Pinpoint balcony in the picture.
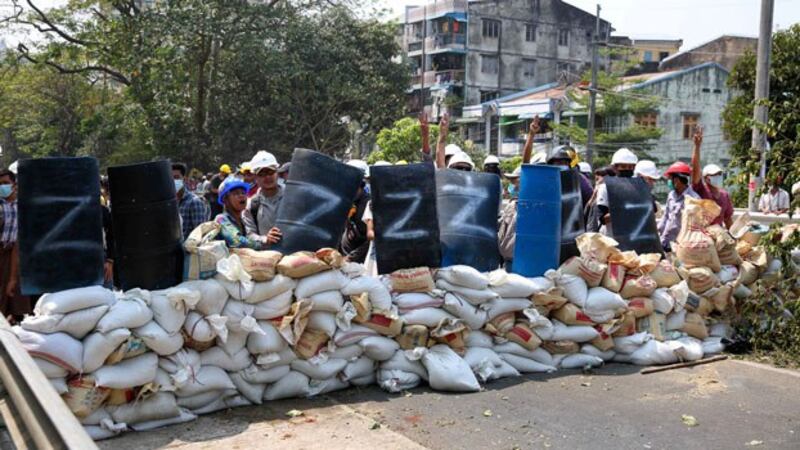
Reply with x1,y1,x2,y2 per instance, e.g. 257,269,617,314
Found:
408,32,467,56
410,70,465,88
406,0,467,23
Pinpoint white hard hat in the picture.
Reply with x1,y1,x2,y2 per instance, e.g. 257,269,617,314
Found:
578,162,592,174
447,151,475,170
249,150,279,172
483,155,500,166
372,160,392,167
634,160,661,180
530,151,548,164
702,164,724,177
444,144,462,157
8,160,18,175
347,159,370,178
505,166,522,178
611,148,638,165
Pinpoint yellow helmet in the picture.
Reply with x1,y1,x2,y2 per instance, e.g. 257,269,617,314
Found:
220,164,232,174
395,160,408,165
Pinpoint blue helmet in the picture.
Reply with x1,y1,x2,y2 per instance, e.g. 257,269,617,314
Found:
218,180,251,206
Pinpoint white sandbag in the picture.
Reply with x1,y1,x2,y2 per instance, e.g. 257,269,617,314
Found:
158,349,201,379
709,322,734,338
435,279,499,305
614,332,653,354
351,372,376,387
295,270,348,299
307,311,337,337
340,356,375,382
96,297,153,333
630,340,679,366
218,329,248,356
420,345,480,392
717,265,739,284
35,286,115,316
333,324,380,347
613,353,632,363
377,369,421,393
381,350,428,380
665,309,687,331
494,342,555,367
50,377,68,394
109,392,180,425
733,283,753,300
395,292,444,312
484,298,532,321
183,312,228,344
21,305,109,339
94,353,158,389
80,407,112,427
229,373,266,405
149,290,193,334
175,365,235,397
178,390,226,411
14,327,83,373
200,347,251,372
84,425,123,441
154,368,176,392
221,300,260,333
442,293,488,330
702,336,726,355
560,354,604,369
240,364,291,385
130,409,197,432
192,394,251,415
256,348,297,369
308,377,350,397
327,344,364,361
465,330,494,348
584,287,627,314
134,321,184,356
651,288,676,315
246,321,287,355
359,336,400,361
308,290,345,313
246,275,296,304
499,353,557,373
291,358,348,380
252,290,293,320
263,371,310,401
178,279,229,314
82,328,132,373
436,266,489,290
547,270,588,308
672,337,704,362
401,308,457,328
214,277,253,302
488,269,552,298
35,358,68,378
580,344,616,362
464,347,520,382
551,321,599,343
341,276,393,311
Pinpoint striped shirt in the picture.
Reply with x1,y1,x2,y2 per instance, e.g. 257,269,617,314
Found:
0,199,18,245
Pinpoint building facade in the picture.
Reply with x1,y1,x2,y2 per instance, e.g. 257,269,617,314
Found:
659,35,757,72
609,37,683,74
402,0,611,120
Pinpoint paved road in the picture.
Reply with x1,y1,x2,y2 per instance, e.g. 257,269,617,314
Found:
105,360,800,449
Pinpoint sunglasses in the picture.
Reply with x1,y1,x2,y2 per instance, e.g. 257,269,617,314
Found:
451,165,472,172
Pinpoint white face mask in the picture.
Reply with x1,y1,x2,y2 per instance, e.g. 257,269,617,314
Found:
174,179,184,193
708,174,723,188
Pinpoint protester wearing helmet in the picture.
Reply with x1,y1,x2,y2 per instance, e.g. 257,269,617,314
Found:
448,152,475,171
206,163,232,217
578,162,593,178
658,161,699,252
593,148,639,236
548,145,593,206
484,155,501,176
243,151,283,247
634,160,661,189
690,127,733,228
444,144,461,168
341,160,372,263
215,180,267,250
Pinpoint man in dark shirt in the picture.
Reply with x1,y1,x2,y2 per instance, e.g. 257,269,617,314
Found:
341,160,371,263
206,164,231,217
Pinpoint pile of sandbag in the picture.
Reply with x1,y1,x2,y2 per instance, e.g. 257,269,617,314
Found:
11,218,787,441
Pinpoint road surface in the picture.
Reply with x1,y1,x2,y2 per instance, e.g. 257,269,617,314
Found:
103,360,800,449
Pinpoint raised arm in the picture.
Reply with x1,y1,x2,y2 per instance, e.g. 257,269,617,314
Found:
436,113,449,169
420,112,430,157
691,125,703,186
522,116,541,164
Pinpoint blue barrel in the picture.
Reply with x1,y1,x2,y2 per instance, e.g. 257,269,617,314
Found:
513,165,562,277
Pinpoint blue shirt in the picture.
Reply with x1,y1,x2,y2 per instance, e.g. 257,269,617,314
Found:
179,191,210,241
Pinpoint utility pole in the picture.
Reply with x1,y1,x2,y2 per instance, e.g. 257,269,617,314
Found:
748,0,774,212
419,5,427,116
586,4,601,166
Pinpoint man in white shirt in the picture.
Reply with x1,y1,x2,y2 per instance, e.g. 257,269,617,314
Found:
759,179,790,215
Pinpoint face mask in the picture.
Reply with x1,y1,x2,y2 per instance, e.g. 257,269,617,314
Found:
618,170,634,178
708,175,723,188
277,178,285,188
174,179,184,193
667,179,675,191
0,184,12,199
507,183,517,197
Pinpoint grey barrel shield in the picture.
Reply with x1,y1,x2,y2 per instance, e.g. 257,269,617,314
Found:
605,176,663,255
108,160,183,290
559,169,585,263
17,157,105,295
436,169,501,272
370,163,441,274
272,149,363,254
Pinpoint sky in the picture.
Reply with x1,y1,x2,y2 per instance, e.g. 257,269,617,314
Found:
384,0,800,51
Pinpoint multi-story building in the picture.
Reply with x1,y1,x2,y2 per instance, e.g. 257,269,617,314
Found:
401,0,611,124
609,36,683,74
660,35,757,71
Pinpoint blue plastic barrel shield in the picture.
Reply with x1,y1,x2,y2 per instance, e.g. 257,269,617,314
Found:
559,169,586,263
605,176,663,255
17,157,105,295
273,149,363,254
108,160,183,290
436,170,501,272
513,165,562,277
370,163,441,274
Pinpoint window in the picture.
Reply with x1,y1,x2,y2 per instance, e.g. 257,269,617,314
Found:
556,62,571,74
634,112,657,128
558,29,569,46
482,19,500,38
643,50,653,62
525,23,536,42
481,90,499,103
702,88,711,93
683,114,700,139
481,54,499,74
659,51,670,61
523,59,536,78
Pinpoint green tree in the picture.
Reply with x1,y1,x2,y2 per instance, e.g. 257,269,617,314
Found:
372,117,440,164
